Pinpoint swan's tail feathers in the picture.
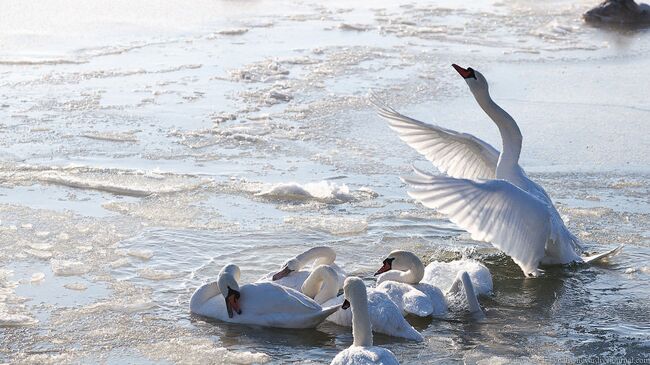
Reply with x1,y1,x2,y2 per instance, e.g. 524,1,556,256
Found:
397,324,424,342
583,245,624,264
320,305,342,321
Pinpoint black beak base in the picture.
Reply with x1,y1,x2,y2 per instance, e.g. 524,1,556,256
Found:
341,299,351,310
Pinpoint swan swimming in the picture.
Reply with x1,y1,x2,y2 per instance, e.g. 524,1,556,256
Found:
190,264,338,329
259,246,346,291
330,277,400,365
301,265,423,341
375,250,484,316
373,65,622,277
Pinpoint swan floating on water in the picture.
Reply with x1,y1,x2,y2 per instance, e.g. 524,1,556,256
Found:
583,0,650,26
258,246,346,291
375,250,484,317
330,277,400,365
190,264,338,328
373,65,622,277
301,265,423,341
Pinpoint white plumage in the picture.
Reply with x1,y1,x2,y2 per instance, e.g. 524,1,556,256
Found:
373,65,621,276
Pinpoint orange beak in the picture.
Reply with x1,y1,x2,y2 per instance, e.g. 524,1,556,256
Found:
452,64,475,79
225,290,241,318
374,262,391,276
272,267,292,281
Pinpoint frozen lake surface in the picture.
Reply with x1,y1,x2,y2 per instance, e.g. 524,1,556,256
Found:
1,0,649,364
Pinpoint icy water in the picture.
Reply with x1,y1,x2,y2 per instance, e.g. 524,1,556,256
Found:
1,0,650,364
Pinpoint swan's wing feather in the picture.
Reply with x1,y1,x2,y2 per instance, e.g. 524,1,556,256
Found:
403,173,551,275
371,95,499,180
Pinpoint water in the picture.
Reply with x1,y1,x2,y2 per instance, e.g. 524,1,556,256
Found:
1,0,649,364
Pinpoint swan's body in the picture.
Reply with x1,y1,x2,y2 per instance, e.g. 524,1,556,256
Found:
375,250,484,316
190,264,338,329
258,246,346,291
330,277,400,365
373,65,622,277
422,259,493,297
584,0,650,25
302,265,423,341
374,280,445,317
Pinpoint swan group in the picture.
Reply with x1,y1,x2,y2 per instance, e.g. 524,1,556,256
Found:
190,246,494,363
188,64,623,364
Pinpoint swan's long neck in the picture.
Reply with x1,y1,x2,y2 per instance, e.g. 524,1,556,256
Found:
379,252,424,285
460,272,482,315
474,90,522,178
350,284,372,347
301,265,338,304
295,246,336,269
217,264,241,295
448,271,483,316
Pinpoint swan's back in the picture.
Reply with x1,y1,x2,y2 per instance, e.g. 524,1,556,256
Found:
330,346,399,365
422,259,493,296
257,270,310,291
375,281,433,317
324,291,423,342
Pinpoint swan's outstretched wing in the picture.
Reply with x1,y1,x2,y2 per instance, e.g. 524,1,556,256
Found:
403,170,551,276
371,95,499,181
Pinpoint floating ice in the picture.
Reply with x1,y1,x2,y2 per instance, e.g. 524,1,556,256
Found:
30,272,45,283
138,268,183,281
139,337,270,364
51,260,91,277
0,313,38,327
256,181,353,203
64,283,88,291
127,249,154,261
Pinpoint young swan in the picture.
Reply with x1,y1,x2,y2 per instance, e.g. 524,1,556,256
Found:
330,277,400,365
302,265,423,341
190,264,339,329
259,246,346,291
375,250,485,317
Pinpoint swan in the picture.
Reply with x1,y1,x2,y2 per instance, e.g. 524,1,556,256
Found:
190,264,338,329
302,265,423,341
375,250,483,316
372,64,623,277
583,0,650,26
422,259,493,297
330,277,400,365
259,246,346,291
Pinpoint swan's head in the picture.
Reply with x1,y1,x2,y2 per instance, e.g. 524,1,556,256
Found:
217,264,242,318
341,276,366,310
374,250,422,275
271,258,301,281
452,64,489,96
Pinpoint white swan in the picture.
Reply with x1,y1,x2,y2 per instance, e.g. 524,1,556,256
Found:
375,250,484,316
422,259,493,297
190,264,338,329
373,64,623,277
330,277,400,365
302,265,423,341
259,246,346,291
374,250,447,317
